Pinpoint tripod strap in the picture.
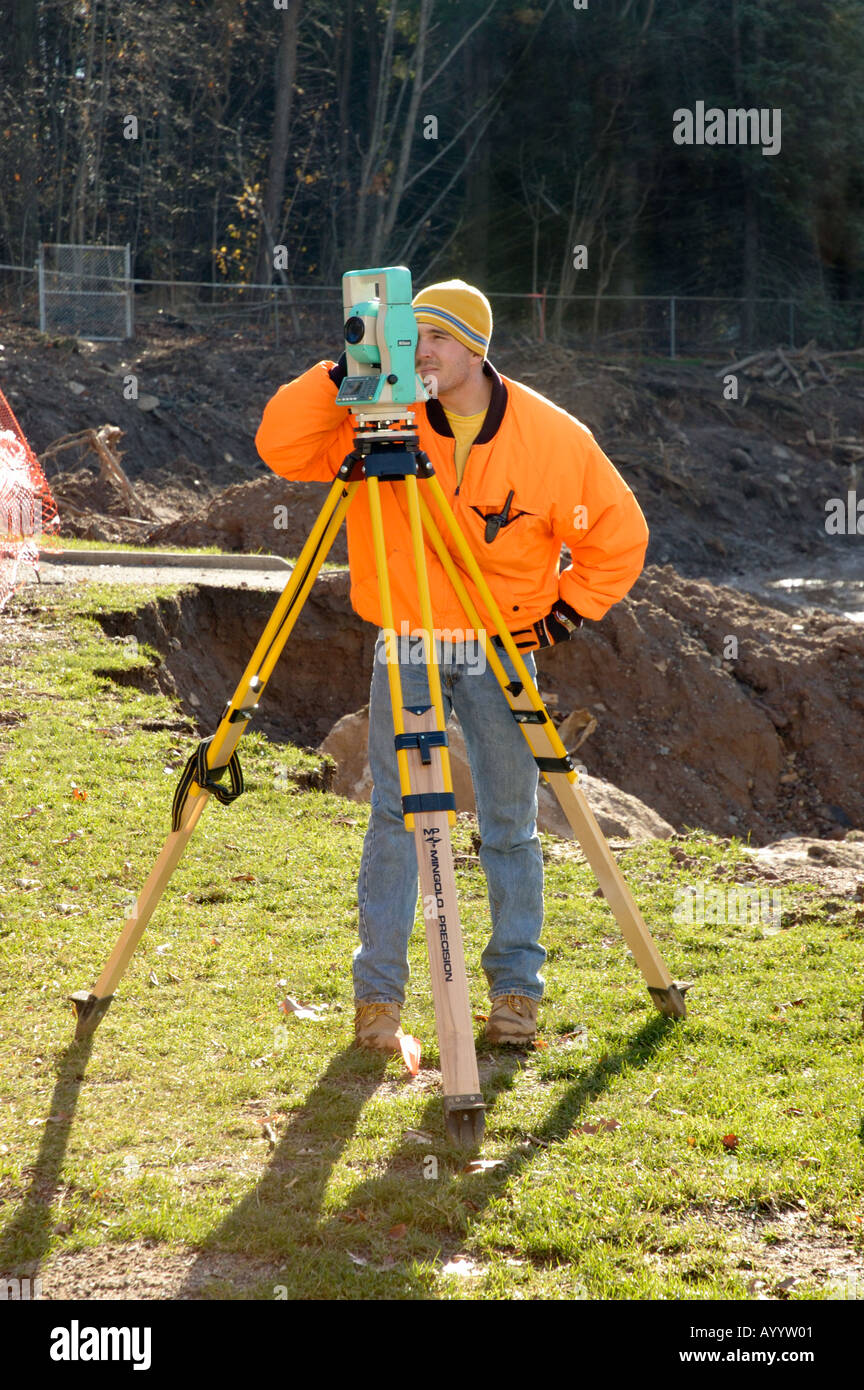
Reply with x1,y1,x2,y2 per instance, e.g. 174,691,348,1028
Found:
171,736,244,832
402,792,456,815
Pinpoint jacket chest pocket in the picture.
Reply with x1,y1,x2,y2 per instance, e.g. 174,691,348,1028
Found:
461,490,547,573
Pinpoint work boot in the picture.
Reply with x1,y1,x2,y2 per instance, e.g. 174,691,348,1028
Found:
354,1000,404,1053
485,994,539,1044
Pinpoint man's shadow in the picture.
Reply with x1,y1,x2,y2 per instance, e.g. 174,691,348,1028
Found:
0,1037,93,1279
179,1012,671,1299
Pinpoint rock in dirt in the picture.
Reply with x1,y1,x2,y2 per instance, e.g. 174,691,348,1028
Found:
319,706,674,842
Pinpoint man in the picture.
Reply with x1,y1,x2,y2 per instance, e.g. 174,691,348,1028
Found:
255,278,648,1050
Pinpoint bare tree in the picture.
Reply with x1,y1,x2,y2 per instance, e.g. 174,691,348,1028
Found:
255,0,303,284
349,0,501,266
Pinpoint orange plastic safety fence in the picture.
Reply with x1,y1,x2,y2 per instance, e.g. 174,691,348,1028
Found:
0,387,61,611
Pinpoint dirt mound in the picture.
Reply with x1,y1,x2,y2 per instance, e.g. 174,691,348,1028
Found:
536,565,864,842
487,342,864,580
92,564,864,846
3,314,863,588
744,835,864,895
145,475,348,562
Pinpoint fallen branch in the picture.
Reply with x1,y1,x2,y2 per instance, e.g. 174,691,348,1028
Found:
40,426,147,518
776,346,804,393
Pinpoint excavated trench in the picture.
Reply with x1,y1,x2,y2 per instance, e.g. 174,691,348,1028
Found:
91,565,864,847
93,571,377,749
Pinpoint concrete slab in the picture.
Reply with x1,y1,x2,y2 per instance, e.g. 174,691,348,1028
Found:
25,560,293,591
38,548,290,571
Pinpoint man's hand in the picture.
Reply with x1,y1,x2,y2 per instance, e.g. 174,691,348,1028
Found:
494,599,584,652
328,351,348,387
533,598,584,648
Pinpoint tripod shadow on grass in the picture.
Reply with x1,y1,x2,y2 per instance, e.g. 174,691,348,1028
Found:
178,1012,672,1299
0,1036,93,1279
176,1043,390,1298
305,1012,674,1294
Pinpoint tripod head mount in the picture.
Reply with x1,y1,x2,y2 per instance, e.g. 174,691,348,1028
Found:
336,266,428,416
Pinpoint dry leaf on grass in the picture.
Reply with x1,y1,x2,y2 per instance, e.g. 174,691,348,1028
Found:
399,1033,422,1075
231,873,256,883
573,1118,621,1136
279,996,326,1020
347,1251,396,1273
722,1133,739,1150
388,1223,408,1240
442,1257,483,1277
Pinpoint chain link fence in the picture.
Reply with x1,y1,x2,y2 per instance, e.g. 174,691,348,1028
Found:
1,259,862,356
38,243,133,341
489,292,864,356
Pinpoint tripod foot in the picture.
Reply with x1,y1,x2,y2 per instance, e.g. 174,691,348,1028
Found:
647,982,691,1020
443,1094,485,1149
70,991,114,1039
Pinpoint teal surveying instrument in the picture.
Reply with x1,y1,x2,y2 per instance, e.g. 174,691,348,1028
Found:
71,266,688,1149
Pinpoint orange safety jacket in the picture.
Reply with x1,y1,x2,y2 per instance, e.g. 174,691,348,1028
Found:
255,358,649,646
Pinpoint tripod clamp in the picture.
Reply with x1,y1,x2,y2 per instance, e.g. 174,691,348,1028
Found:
337,420,434,485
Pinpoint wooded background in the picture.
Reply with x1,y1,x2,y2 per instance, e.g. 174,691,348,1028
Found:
2,0,863,342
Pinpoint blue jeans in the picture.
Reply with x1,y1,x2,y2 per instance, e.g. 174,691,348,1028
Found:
354,633,546,1005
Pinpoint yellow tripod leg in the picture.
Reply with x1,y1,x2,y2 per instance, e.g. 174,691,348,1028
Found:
71,476,359,1038
418,484,688,1020
403,474,455,817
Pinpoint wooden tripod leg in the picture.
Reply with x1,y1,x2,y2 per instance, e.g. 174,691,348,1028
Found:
403,707,485,1148
498,688,688,1019
71,787,212,1037
415,486,688,1019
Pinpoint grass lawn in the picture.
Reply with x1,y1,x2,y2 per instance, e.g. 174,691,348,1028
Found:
43,537,227,555
1,580,862,1301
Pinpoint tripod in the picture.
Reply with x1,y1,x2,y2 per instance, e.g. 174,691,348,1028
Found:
70,403,688,1148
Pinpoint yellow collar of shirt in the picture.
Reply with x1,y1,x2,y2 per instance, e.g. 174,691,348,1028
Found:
442,406,487,485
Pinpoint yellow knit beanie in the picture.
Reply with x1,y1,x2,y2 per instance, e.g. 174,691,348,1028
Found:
412,279,492,356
